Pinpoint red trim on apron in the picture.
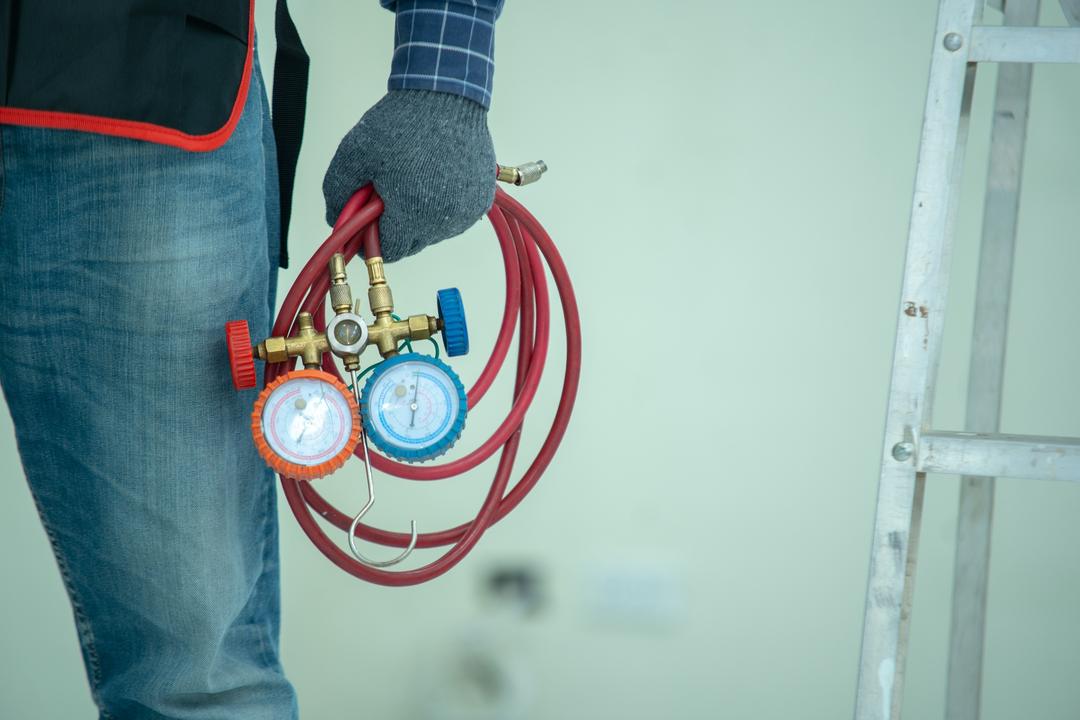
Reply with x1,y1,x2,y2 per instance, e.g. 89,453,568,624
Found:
0,0,256,153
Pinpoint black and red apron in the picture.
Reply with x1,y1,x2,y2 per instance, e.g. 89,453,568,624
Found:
0,0,309,267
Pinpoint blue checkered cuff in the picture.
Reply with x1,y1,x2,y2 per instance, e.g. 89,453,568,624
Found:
381,0,503,108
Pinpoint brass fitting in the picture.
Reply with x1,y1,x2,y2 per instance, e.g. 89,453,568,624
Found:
251,251,442,369
328,253,353,314
256,312,328,369
365,256,394,319
326,253,364,371
361,255,439,358
497,161,548,186
260,335,289,364
367,313,439,358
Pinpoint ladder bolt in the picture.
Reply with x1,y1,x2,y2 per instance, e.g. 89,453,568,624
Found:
943,32,963,51
891,442,915,462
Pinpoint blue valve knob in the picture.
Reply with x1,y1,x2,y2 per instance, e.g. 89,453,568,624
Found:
436,288,469,357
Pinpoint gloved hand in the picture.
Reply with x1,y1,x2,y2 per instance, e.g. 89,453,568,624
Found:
322,89,497,263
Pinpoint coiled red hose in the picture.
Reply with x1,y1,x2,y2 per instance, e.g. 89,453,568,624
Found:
265,185,581,586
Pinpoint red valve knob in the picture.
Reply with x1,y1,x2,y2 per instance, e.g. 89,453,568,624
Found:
225,320,257,390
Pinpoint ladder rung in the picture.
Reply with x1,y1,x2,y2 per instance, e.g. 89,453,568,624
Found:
918,431,1080,481
970,26,1080,64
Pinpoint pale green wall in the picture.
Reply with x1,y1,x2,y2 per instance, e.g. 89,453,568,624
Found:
2,1,1080,718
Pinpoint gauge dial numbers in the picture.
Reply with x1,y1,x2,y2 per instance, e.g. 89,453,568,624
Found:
252,369,361,480
361,355,467,463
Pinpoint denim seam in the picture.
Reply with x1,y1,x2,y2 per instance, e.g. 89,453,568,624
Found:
0,128,7,218
26,487,114,720
251,61,281,676
253,472,274,668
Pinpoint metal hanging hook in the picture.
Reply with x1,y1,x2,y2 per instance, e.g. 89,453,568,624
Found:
347,369,418,568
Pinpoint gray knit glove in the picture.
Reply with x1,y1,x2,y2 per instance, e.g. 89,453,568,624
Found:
322,90,497,263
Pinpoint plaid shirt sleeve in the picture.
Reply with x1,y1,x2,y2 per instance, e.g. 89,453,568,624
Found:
379,0,505,108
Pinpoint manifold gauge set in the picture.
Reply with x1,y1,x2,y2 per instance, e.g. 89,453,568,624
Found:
223,168,581,585
228,270,470,479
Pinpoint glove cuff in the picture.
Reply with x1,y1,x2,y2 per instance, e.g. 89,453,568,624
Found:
385,89,488,135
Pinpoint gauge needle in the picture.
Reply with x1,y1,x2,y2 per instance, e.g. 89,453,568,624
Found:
410,372,420,428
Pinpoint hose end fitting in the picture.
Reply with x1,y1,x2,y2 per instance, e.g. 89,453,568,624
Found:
365,256,395,320
328,253,353,314
497,161,548,186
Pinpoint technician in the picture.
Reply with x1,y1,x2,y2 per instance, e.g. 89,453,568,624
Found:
0,0,503,717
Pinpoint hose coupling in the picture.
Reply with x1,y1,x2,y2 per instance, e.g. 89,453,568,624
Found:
328,253,353,314
497,161,548,186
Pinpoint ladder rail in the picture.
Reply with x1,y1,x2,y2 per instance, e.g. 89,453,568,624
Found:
854,0,982,717
946,2,1039,717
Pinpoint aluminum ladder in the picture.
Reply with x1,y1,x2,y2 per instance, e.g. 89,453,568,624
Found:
854,1,1080,718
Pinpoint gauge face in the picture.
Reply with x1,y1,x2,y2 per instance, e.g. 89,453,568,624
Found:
261,374,356,467
362,355,466,462
335,319,363,345
327,312,368,357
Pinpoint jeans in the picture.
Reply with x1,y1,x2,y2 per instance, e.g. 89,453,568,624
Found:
0,56,298,719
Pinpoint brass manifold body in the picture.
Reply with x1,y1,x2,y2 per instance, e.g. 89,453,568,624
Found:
254,253,441,373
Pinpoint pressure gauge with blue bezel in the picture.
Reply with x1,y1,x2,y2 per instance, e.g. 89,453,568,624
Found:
360,354,467,463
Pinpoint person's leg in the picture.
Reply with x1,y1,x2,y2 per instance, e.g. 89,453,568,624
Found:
0,58,296,719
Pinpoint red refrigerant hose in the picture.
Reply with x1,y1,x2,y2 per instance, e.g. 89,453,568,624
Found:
265,184,581,586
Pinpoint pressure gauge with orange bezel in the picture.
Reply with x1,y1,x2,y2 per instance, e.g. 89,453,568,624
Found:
250,368,361,480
